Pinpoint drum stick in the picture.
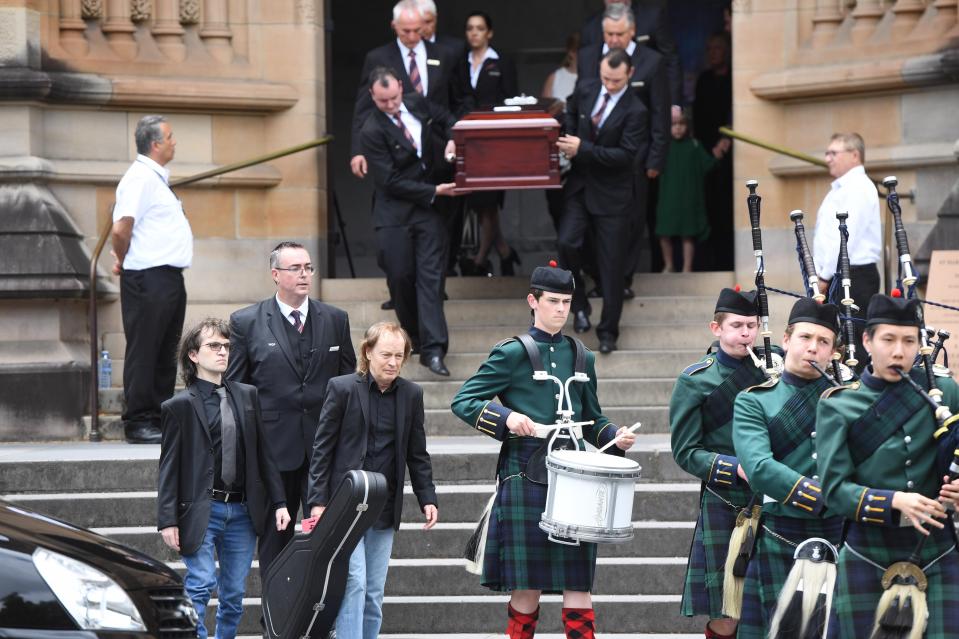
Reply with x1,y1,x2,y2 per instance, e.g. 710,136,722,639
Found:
597,422,642,453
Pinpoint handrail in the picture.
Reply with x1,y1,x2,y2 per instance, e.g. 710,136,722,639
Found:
719,126,828,168
87,135,333,441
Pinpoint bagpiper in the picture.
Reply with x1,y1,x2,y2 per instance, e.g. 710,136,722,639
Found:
450,263,636,639
670,287,767,639
817,294,959,638
733,298,845,638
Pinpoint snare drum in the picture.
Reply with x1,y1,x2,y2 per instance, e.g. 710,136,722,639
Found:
539,449,642,544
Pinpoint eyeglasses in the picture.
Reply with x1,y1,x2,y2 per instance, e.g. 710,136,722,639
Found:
824,149,851,158
202,342,231,352
274,265,316,275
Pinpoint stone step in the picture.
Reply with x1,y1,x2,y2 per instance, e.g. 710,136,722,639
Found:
317,273,734,301
208,596,702,634
5,482,701,529
0,437,685,493
95,377,676,414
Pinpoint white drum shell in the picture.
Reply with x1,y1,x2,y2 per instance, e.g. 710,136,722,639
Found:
540,450,641,544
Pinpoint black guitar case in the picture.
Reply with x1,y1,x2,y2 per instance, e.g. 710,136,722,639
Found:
262,469,388,639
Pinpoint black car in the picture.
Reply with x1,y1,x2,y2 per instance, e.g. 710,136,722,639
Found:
0,498,197,638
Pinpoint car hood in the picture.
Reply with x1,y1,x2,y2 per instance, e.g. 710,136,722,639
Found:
0,499,180,590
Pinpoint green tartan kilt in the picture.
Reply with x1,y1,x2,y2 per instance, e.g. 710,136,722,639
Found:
828,521,959,639
481,437,598,593
737,514,844,639
680,484,753,618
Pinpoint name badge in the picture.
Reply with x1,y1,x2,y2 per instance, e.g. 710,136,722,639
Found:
489,70,501,77
427,58,441,66
329,345,340,352
631,81,645,88
268,342,277,347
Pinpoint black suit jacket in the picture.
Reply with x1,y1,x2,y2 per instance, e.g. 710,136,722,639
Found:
360,92,458,228
563,79,648,217
157,381,285,555
577,43,669,172
351,39,459,156
430,33,466,58
225,297,356,472
579,0,682,104
453,52,518,117
307,373,437,530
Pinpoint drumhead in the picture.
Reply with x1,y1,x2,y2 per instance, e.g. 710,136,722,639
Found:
549,449,639,471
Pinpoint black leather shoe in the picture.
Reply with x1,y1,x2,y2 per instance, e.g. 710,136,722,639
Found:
124,422,162,444
598,339,617,354
573,310,591,333
381,299,395,310
623,287,635,300
421,355,450,376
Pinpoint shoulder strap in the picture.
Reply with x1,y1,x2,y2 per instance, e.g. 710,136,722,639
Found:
515,333,545,373
565,335,587,374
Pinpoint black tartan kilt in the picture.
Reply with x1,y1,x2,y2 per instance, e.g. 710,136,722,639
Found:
482,437,598,593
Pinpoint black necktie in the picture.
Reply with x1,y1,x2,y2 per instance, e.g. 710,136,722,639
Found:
215,387,237,487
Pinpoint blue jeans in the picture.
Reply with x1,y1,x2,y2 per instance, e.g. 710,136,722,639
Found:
181,500,256,639
335,526,396,639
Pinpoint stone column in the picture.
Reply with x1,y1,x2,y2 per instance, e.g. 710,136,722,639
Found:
890,0,927,37
811,0,844,46
931,0,957,31
152,0,185,61
58,0,88,56
849,0,887,43
101,0,136,59
199,0,232,63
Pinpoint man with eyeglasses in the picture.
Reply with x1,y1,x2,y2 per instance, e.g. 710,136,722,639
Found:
813,132,881,373
158,317,289,639
226,241,356,577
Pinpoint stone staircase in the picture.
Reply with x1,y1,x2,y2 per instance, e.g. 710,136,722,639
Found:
1,273,794,637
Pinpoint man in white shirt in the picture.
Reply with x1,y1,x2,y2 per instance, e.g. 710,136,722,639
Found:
111,115,193,444
813,132,881,372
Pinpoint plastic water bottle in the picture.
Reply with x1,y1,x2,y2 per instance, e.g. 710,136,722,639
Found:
98,350,112,389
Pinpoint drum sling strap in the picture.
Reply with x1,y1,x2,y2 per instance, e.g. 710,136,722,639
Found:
848,375,928,466
515,333,588,485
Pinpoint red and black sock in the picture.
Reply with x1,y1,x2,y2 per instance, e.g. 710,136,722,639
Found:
506,603,539,639
561,607,595,639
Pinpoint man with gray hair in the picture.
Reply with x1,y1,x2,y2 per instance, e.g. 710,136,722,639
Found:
111,115,193,444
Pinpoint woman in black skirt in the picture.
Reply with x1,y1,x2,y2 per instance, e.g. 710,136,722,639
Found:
456,10,520,276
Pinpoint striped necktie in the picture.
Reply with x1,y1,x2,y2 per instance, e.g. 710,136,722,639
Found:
393,113,418,150
591,92,610,134
290,309,304,334
408,49,424,94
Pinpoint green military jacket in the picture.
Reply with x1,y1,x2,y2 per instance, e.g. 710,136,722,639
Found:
450,327,618,448
670,347,767,491
734,371,834,519
817,368,959,527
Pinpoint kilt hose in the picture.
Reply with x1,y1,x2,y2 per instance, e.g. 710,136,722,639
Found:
827,520,959,639
681,484,753,618
482,437,598,593
737,514,844,639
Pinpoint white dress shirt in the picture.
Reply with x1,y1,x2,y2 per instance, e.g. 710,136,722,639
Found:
275,294,309,326
591,84,628,130
812,165,881,280
113,154,193,270
601,40,637,57
468,46,499,89
397,38,429,95
395,102,423,158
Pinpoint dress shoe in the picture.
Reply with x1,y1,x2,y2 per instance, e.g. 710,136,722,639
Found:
499,248,521,277
623,287,635,300
381,299,395,310
598,339,617,354
573,310,591,333
124,422,162,444
421,354,450,376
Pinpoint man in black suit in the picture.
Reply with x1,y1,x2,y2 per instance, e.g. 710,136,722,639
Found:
225,241,356,576
360,66,458,376
557,48,648,354
417,0,466,57
579,2,670,288
158,317,290,639
308,321,437,639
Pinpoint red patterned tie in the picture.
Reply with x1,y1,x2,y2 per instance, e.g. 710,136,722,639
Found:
408,49,423,94
591,92,610,133
393,113,418,150
290,309,304,334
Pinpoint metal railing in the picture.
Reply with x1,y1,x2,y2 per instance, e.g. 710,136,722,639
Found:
87,136,333,441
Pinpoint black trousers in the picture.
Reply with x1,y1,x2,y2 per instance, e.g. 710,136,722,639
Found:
257,461,311,579
376,214,449,357
623,169,651,283
558,192,629,341
844,263,881,374
120,266,186,426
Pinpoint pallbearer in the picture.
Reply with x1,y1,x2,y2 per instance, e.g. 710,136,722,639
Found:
451,262,636,639
817,294,959,639
732,298,844,639
671,287,767,639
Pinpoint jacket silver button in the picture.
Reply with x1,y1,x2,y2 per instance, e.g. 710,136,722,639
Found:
904,435,912,444
907,480,915,489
